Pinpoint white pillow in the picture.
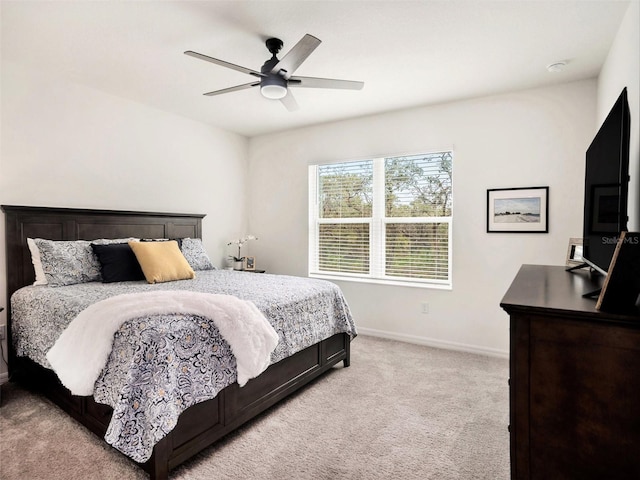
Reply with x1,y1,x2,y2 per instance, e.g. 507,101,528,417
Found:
27,238,47,286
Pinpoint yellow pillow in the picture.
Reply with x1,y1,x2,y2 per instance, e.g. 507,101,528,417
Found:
128,240,195,284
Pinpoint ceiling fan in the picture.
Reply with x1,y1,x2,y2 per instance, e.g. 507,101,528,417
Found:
184,34,364,111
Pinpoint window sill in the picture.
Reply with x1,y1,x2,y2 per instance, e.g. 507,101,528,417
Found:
309,272,452,290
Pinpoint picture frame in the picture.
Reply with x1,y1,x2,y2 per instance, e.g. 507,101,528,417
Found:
566,237,584,267
243,256,256,271
487,186,549,233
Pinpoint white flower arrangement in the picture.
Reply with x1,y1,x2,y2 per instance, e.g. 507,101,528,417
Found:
227,234,258,261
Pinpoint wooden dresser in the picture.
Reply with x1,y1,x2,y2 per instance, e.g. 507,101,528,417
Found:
501,265,640,480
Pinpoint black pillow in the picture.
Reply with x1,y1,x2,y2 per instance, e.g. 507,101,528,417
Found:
91,243,145,283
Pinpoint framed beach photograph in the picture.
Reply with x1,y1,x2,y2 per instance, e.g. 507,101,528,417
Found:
487,186,549,233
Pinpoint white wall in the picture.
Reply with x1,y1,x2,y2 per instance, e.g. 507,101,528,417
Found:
248,80,597,356
0,63,250,380
597,0,640,230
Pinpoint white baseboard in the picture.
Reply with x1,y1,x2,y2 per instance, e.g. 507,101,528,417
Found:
356,327,509,359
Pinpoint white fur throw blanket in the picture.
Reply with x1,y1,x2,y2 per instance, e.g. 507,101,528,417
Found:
46,291,279,396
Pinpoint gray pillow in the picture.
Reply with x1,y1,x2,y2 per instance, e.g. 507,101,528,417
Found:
34,239,101,287
180,238,215,271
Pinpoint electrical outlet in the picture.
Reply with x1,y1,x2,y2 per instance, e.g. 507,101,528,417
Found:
0,324,5,341
421,302,429,314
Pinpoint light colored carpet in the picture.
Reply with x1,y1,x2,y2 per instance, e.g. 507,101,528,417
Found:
0,335,510,479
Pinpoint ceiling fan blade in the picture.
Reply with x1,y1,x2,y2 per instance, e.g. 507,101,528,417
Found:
185,50,265,78
289,76,364,90
279,90,299,111
270,34,321,79
203,82,260,97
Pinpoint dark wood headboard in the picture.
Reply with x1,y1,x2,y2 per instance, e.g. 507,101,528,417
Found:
2,205,205,368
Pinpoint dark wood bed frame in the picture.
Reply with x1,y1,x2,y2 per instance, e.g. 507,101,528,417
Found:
2,205,351,480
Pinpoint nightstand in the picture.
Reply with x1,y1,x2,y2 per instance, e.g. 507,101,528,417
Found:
244,269,266,273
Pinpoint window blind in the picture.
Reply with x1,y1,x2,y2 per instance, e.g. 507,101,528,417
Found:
310,150,453,288
385,153,452,218
318,160,373,219
318,223,370,274
385,222,450,280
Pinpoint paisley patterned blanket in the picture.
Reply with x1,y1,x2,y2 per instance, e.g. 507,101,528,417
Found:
11,270,356,462
47,291,279,395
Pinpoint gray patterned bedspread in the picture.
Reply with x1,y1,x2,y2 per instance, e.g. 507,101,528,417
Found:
11,270,356,462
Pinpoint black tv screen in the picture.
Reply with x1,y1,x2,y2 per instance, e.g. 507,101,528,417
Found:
582,87,631,275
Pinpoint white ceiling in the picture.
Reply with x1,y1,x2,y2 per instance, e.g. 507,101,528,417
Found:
1,1,630,138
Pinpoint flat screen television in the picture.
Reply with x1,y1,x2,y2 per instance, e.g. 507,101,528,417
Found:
582,87,631,278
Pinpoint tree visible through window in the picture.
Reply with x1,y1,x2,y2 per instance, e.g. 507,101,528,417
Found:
309,151,453,287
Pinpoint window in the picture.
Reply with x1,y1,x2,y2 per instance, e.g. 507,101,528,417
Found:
309,151,452,288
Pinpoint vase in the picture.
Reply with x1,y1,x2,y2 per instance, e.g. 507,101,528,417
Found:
234,260,244,271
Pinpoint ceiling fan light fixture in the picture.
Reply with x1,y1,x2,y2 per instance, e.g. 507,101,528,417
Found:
261,84,287,99
260,73,288,99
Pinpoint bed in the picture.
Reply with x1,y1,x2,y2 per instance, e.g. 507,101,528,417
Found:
2,205,355,480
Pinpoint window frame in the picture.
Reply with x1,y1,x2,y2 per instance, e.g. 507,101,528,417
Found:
308,151,453,290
